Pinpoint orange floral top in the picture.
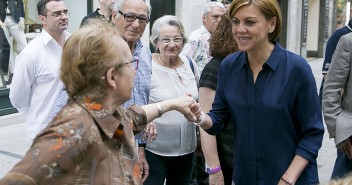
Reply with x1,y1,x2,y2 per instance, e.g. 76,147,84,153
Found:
0,98,147,185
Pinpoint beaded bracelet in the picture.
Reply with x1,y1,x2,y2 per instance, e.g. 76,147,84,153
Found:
194,111,205,126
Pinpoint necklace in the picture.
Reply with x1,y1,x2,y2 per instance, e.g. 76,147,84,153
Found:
158,54,184,84
158,54,165,67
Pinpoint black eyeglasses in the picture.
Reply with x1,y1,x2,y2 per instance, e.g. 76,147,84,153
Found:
118,11,150,23
118,56,139,70
47,9,69,18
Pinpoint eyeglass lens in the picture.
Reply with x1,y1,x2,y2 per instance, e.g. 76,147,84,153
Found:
159,37,183,44
118,11,149,23
52,10,69,17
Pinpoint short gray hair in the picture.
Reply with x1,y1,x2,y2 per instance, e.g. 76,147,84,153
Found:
150,15,187,52
113,0,151,19
202,2,226,16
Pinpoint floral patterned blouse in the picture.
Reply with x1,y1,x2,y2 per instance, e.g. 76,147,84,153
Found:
0,98,147,185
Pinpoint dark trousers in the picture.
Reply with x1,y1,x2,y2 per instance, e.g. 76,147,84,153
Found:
331,150,352,179
190,154,209,185
220,162,233,185
144,150,194,185
0,28,10,74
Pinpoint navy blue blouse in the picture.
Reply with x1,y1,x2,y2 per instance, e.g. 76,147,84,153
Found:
206,43,324,184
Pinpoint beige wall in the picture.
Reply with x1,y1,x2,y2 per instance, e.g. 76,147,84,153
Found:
286,0,303,55
307,0,320,51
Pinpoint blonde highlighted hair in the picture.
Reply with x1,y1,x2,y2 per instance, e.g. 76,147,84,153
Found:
61,19,127,100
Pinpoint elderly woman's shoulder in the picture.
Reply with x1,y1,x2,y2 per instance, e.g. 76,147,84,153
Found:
39,102,97,139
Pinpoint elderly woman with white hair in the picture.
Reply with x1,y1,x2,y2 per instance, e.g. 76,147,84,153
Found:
143,15,200,185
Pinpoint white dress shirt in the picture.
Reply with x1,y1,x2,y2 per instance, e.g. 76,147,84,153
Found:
10,29,71,139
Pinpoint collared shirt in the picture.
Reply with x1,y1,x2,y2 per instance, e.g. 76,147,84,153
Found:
146,56,199,156
182,25,211,73
206,43,324,184
80,8,110,27
0,100,148,185
322,20,352,74
9,29,71,140
122,40,152,108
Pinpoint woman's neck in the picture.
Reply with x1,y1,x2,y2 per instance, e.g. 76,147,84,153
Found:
247,42,274,67
157,54,182,69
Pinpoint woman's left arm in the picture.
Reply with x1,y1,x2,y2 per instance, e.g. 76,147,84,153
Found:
278,155,308,185
280,61,324,184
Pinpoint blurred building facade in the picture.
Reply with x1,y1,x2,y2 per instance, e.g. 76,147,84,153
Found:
19,0,352,59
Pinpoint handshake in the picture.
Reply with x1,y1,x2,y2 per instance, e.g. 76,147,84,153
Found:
140,95,205,142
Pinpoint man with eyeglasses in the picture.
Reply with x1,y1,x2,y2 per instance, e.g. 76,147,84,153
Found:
182,2,226,73
10,0,71,140
111,0,152,182
80,0,115,26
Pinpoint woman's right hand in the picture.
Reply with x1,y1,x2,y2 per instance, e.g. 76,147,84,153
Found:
173,95,200,122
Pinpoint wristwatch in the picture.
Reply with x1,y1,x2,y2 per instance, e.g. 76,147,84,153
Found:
206,166,221,174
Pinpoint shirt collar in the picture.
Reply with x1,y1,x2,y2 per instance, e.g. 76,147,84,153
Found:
241,42,283,72
93,108,124,139
41,29,71,46
200,25,211,36
133,39,143,55
74,97,121,139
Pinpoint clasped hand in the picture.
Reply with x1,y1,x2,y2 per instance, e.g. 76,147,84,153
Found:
0,20,4,29
174,95,202,122
341,137,352,159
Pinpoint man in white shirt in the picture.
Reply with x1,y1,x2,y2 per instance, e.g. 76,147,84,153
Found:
181,2,226,73
10,0,70,140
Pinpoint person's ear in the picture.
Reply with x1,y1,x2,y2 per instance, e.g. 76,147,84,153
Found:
105,67,118,89
269,16,277,32
38,15,46,24
111,11,117,24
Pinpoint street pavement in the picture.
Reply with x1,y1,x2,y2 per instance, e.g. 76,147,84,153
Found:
0,58,337,184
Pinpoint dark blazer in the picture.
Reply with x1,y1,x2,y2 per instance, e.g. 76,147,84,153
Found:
0,0,25,23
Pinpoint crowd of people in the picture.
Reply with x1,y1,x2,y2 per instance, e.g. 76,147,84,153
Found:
0,0,351,184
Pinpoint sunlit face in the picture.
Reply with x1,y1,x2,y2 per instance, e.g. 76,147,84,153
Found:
156,25,184,59
203,6,226,34
113,0,149,42
40,1,68,33
231,4,276,52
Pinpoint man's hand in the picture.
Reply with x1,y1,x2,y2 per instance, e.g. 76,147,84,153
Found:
138,147,149,182
18,18,25,31
341,137,352,159
0,20,5,29
209,171,225,185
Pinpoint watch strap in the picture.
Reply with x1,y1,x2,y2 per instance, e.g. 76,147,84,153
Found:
206,166,221,174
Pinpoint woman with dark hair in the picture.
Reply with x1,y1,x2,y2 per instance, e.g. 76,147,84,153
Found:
193,0,324,184
199,13,238,185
